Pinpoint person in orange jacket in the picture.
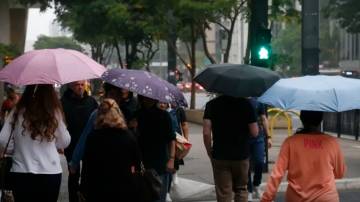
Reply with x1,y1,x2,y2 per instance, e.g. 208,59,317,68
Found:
261,110,346,202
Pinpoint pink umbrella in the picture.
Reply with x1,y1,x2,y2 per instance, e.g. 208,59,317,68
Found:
0,48,106,86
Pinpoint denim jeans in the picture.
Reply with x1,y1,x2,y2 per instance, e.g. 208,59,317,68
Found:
248,135,265,193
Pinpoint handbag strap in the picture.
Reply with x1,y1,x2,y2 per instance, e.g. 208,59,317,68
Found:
1,119,15,157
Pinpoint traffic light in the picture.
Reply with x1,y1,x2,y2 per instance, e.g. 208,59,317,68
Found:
3,56,13,66
251,28,272,68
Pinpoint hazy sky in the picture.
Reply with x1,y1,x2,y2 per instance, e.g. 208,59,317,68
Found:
26,8,56,41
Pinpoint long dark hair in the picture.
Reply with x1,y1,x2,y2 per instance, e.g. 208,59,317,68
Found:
296,110,323,134
12,84,63,142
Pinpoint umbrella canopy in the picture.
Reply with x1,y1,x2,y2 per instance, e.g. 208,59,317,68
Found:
194,64,281,97
0,48,106,86
258,75,360,112
102,68,186,104
162,81,188,107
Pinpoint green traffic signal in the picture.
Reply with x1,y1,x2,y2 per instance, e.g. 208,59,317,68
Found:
258,46,270,60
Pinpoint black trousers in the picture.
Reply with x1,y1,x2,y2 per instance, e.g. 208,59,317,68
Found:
11,172,62,202
68,165,81,202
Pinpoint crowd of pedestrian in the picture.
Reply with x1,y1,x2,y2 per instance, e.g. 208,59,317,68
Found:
0,80,189,202
0,79,346,202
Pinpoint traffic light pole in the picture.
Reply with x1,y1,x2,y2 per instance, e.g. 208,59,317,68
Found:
302,0,320,75
249,0,270,173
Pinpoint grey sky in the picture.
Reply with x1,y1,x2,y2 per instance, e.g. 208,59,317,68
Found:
26,8,56,41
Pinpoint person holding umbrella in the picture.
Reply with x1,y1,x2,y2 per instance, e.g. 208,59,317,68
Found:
0,84,71,202
203,95,259,202
261,111,346,202
136,95,176,202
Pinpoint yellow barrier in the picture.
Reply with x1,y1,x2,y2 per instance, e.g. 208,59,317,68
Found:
268,108,300,137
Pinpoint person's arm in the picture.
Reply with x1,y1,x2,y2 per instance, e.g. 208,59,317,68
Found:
249,122,259,138
166,140,176,173
260,114,272,148
181,122,189,140
333,141,346,179
178,108,189,140
246,99,259,137
261,139,290,202
203,119,212,158
55,114,71,149
69,111,96,169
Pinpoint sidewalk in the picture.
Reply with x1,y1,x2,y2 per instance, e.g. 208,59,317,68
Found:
57,122,360,202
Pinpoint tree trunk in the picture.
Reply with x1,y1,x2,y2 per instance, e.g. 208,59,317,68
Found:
244,22,252,64
125,40,129,68
223,19,236,63
190,24,197,109
114,40,124,68
201,26,217,64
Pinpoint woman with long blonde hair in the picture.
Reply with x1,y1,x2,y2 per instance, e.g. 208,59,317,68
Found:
0,84,71,202
81,98,140,202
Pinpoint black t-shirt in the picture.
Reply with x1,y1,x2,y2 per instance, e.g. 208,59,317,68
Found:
249,97,267,136
136,106,176,174
203,96,257,160
176,107,187,124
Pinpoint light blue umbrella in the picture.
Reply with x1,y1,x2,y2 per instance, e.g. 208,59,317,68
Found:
258,75,360,112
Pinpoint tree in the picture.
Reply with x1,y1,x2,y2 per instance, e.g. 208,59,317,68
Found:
33,35,83,51
320,1,340,68
56,1,162,69
20,0,161,69
0,43,20,59
169,0,216,109
272,22,301,76
204,0,247,63
324,0,360,33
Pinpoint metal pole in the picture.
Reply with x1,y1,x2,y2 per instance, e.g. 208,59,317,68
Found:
354,110,359,140
337,112,342,138
302,0,320,75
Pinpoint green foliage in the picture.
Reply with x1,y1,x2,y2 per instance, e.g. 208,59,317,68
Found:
269,0,301,23
272,23,301,76
0,43,21,66
33,35,83,51
0,43,21,57
320,4,340,68
55,0,163,68
324,0,360,33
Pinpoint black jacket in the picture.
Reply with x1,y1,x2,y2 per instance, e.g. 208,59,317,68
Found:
61,89,98,159
81,128,140,202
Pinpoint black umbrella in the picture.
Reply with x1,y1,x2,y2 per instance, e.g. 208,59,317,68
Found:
194,64,281,97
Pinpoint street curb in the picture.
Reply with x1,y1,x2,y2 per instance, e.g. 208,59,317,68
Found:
260,177,360,192
174,177,360,202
